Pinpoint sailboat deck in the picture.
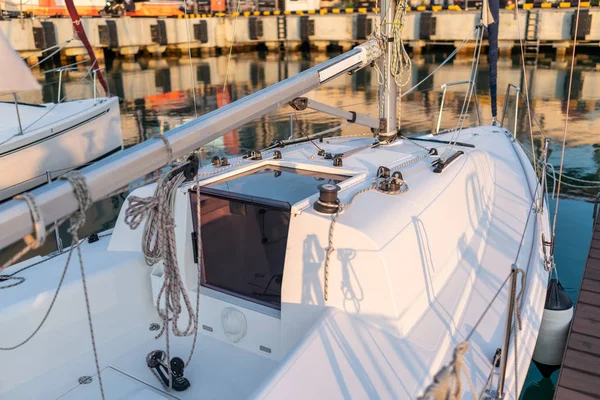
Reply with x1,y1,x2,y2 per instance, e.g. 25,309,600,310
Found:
555,216,600,400
0,127,549,399
57,332,279,400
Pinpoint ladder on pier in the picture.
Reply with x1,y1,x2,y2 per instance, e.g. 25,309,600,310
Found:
277,15,287,51
524,10,542,64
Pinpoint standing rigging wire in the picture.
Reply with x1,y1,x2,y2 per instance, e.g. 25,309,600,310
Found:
183,0,198,119
28,39,74,69
513,1,539,179
293,111,324,152
401,28,477,99
214,0,242,159
222,0,242,93
21,39,72,61
551,1,583,254
441,23,484,159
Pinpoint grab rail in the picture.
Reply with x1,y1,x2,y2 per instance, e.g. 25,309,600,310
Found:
500,83,521,140
92,68,108,102
435,79,481,135
56,67,80,103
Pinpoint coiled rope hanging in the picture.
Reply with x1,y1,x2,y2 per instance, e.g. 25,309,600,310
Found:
124,162,200,388
124,166,197,337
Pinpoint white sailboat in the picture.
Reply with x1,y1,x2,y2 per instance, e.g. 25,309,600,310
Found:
0,30,123,202
0,1,564,399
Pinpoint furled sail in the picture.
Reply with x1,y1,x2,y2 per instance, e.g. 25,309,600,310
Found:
0,31,41,95
483,0,500,121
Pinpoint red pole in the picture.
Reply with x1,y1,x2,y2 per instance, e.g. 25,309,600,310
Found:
64,0,109,94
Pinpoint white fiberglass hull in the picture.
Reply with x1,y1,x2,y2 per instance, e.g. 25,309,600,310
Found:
0,97,123,202
0,126,549,400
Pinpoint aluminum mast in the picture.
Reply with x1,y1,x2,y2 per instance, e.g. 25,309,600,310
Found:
379,0,398,140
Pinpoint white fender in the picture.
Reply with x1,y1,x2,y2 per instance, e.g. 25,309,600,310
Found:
532,307,573,366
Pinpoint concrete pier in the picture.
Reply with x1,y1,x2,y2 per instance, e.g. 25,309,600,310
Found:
1,8,599,61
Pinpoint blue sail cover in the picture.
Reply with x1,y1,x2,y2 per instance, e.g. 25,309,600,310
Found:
487,0,500,119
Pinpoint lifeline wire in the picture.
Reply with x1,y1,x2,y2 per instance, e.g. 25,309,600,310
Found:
551,0,583,253
513,3,539,176
222,0,242,93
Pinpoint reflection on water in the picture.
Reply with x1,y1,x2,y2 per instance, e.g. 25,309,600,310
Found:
5,49,600,399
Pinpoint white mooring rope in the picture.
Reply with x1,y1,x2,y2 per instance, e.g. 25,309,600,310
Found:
60,171,105,400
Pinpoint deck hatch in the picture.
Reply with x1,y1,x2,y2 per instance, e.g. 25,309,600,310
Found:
190,165,348,309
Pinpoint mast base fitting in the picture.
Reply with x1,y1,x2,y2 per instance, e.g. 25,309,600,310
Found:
314,183,341,214
377,132,398,143
377,120,397,142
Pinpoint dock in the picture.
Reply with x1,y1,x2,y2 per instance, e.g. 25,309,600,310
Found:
555,213,600,399
1,7,600,62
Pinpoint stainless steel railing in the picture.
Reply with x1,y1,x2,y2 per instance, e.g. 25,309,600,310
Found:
435,79,481,135
500,83,521,140
55,66,108,104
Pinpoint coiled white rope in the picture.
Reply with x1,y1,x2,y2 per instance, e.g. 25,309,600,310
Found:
124,164,200,388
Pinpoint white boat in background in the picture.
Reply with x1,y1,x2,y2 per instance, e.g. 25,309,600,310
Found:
0,30,123,202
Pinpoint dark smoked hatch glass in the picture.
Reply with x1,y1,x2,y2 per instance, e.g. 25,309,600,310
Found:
191,165,350,309
203,165,349,208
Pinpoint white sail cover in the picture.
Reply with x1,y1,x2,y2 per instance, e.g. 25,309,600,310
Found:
0,30,41,94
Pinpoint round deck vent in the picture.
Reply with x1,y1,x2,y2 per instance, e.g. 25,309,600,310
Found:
222,307,247,343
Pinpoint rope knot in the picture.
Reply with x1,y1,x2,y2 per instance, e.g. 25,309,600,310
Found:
418,341,474,400
125,195,159,230
59,171,92,234
15,192,46,249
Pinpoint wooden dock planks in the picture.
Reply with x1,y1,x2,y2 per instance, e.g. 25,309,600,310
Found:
555,217,600,399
